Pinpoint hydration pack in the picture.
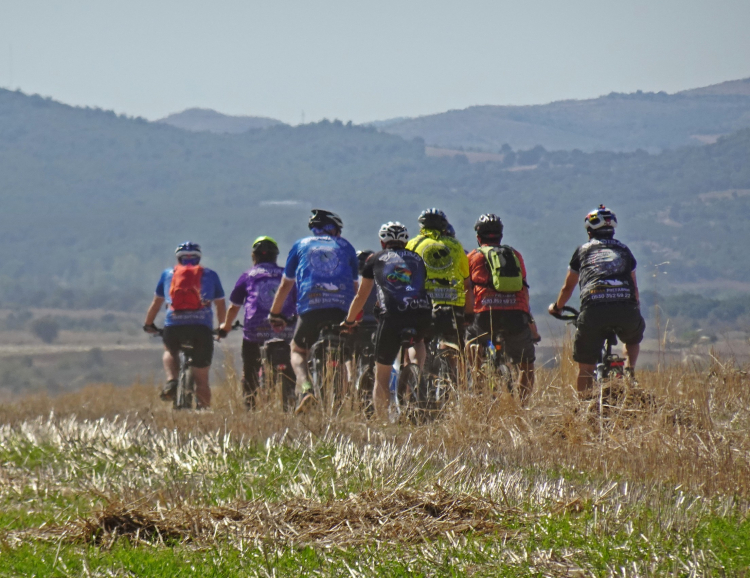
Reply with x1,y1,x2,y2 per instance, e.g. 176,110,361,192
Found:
169,264,204,311
478,246,523,293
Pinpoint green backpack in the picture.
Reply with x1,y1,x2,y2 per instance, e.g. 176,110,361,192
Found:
477,246,523,293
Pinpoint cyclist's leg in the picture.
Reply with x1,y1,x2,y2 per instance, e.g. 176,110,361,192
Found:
160,327,182,399
406,310,431,370
573,307,606,396
290,313,317,395
498,312,537,403
373,316,401,418
241,340,262,409
614,304,646,372
188,326,215,409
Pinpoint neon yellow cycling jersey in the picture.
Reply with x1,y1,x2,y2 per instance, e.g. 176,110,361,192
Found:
406,228,469,307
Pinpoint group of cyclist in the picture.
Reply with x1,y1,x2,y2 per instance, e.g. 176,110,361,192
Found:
144,204,644,416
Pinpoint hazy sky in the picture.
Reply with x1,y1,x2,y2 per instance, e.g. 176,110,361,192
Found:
2,0,749,124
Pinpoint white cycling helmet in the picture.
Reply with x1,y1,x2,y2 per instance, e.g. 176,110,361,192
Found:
378,221,409,243
584,205,617,232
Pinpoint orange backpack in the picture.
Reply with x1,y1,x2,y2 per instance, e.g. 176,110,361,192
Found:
169,264,204,311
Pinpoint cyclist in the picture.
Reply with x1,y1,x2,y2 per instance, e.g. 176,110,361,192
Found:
143,242,226,409
268,209,359,414
219,236,297,410
466,214,539,403
342,222,432,418
406,208,470,349
548,205,645,395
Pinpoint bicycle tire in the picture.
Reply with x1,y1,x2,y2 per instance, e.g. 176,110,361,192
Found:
396,364,424,422
355,360,375,418
425,349,456,415
174,363,194,410
308,341,347,417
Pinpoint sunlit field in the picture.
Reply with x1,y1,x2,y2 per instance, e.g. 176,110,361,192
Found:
1,343,749,576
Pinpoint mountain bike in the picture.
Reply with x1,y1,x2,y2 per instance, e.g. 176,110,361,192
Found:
550,306,625,381
153,327,198,410
308,323,352,417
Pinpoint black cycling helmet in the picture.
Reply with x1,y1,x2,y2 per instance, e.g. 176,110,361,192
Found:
474,213,504,238
418,208,448,231
356,249,374,274
252,235,280,261
309,209,344,232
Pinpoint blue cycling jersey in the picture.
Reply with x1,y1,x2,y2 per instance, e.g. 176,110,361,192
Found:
284,234,359,315
155,267,224,327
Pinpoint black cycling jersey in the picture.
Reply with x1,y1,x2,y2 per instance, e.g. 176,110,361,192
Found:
361,248,432,316
569,237,637,308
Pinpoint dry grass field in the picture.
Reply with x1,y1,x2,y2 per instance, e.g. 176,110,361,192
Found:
0,344,749,576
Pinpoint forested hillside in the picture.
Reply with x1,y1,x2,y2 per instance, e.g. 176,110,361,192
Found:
2,88,749,311
379,78,750,152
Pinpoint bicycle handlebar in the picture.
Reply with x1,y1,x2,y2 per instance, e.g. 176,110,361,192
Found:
550,305,580,322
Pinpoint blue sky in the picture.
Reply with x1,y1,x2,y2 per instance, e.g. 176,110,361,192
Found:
2,0,749,123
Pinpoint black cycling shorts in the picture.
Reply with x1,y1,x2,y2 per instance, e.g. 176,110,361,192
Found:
374,311,432,366
465,310,536,364
573,302,646,365
293,308,347,349
162,325,214,368
429,305,465,348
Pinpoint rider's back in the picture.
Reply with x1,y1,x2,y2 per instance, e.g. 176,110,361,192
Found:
405,228,469,307
231,262,296,342
570,238,637,308
468,246,529,313
284,234,359,314
157,266,223,327
363,247,432,316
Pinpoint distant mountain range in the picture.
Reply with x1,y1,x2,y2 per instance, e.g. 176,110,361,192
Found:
157,78,750,153
374,77,750,153
157,108,284,133
2,86,750,310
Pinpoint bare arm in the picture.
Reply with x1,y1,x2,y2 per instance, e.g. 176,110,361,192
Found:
549,270,579,314
270,277,295,316
214,298,227,326
344,278,374,324
220,303,242,333
144,296,165,326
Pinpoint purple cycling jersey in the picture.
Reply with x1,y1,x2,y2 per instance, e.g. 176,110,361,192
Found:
229,262,297,343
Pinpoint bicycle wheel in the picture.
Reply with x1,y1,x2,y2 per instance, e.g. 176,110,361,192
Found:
425,349,456,415
355,358,375,418
174,364,194,410
396,364,423,422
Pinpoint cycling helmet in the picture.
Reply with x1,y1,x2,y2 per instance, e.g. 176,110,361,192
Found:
309,209,344,231
252,235,279,258
444,223,456,238
418,208,448,231
175,241,202,262
356,250,374,274
474,213,504,237
584,205,617,233
378,221,409,244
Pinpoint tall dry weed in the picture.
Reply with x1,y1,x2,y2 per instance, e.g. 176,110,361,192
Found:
1,335,749,498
